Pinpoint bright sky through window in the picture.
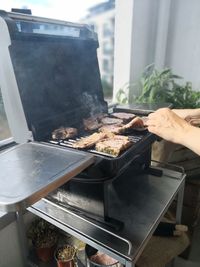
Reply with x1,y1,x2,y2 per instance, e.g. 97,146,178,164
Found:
0,0,104,22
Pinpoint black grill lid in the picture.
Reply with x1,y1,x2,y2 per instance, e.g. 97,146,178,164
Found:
2,11,108,140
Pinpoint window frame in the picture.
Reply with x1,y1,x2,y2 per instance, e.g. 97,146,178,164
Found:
0,137,15,151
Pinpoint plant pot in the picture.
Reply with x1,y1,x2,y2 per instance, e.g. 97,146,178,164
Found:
55,245,77,267
36,244,56,262
85,244,122,267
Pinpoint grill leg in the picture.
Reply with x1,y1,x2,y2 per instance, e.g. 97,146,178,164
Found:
125,260,135,267
16,211,28,267
176,180,185,224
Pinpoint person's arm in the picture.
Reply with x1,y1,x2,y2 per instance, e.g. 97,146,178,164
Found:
180,125,200,155
146,108,200,156
172,108,200,118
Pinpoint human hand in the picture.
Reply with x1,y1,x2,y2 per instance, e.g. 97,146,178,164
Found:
146,108,191,144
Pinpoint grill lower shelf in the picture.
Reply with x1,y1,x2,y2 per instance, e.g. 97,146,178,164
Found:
28,163,185,262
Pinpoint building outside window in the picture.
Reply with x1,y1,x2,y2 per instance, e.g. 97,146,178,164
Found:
82,0,115,100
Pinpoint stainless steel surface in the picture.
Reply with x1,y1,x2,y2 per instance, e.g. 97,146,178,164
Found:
0,211,15,231
29,165,185,265
176,180,185,224
7,10,90,30
16,210,28,267
0,142,94,212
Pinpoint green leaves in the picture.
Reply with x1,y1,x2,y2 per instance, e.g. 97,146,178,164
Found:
167,82,200,108
117,64,200,108
137,67,180,105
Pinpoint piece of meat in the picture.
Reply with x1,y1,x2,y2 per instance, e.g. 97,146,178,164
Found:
83,113,107,131
121,116,145,131
83,117,102,131
90,252,118,265
52,127,77,140
99,116,146,134
95,113,107,120
111,112,136,121
99,124,124,134
101,117,123,125
95,135,132,156
72,132,108,149
141,116,148,126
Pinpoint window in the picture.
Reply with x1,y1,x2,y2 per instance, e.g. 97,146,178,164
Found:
0,89,11,142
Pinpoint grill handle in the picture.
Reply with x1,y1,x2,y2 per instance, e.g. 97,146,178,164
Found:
151,160,185,180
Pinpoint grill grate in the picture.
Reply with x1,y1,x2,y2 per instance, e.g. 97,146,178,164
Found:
48,134,143,158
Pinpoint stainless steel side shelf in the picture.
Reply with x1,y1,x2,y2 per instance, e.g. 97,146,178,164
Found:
0,142,94,212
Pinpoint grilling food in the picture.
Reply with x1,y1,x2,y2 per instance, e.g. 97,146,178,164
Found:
52,127,77,140
101,117,123,125
83,117,102,131
111,112,136,122
72,132,108,149
99,124,124,134
83,113,107,131
121,116,145,131
99,116,146,134
95,135,133,156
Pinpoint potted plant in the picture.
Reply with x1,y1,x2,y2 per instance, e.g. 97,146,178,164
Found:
135,64,200,108
27,218,58,262
116,64,200,108
55,244,77,267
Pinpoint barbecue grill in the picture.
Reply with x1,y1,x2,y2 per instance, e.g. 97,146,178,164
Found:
0,11,184,267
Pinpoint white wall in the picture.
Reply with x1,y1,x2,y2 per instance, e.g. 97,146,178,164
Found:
166,0,200,90
113,0,160,100
114,0,200,101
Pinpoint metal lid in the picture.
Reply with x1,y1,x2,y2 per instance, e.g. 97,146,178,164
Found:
0,11,107,142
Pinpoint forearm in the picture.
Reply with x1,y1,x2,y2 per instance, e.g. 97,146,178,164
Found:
173,108,200,118
190,108,200,117
179,125,200,156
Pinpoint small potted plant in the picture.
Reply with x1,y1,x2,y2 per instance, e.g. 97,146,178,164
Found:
27,218,58,262
55,244,77,267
